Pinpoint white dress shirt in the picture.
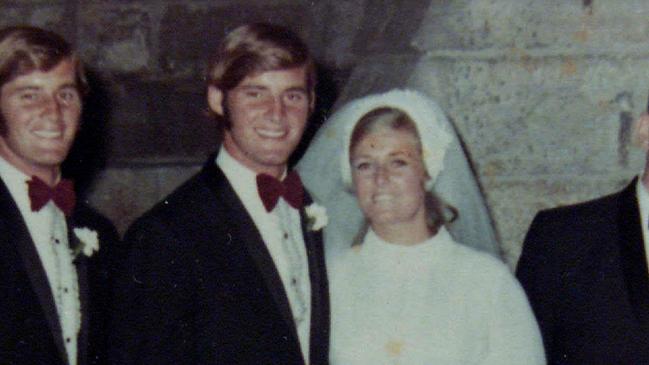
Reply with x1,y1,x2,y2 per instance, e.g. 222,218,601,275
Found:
0,157,80,365
635,176,649,273
216,146,312,361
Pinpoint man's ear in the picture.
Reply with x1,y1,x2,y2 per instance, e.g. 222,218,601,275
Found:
207,85,225,116
633,112,649,152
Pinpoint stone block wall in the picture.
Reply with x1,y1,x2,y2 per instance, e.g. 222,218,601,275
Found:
2,0,649,268
408,0,649,264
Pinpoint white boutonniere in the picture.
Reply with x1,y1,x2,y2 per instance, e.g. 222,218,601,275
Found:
72,227,100,257
305,203,328,231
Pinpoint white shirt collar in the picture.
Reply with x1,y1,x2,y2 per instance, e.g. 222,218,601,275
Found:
0,156,36,218
634,174,649,280
216,144,289,221
216,145,287,183
216,145,290,208
637,174,649,218
637,175,649,209
216,145,258,188
636,175,649,250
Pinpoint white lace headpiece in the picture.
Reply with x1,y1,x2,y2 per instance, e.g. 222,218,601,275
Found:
339,89,453,191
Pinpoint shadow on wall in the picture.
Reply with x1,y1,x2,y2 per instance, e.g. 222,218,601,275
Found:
62,67,112,197
290,63,343,168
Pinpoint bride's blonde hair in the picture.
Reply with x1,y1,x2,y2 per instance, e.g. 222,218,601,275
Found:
349,107,457,246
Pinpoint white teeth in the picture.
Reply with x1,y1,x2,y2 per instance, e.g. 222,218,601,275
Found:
33,130,62,139
373,194,393,202
256,128,285,138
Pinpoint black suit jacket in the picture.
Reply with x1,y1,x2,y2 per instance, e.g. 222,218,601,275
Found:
109,156,330,365
0,178,119,365
516,178,649,364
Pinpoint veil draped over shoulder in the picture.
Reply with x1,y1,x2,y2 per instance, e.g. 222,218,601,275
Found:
297,89,500,259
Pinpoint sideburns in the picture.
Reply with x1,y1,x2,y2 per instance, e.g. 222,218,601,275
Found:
221,92,232,130
0,111,6,136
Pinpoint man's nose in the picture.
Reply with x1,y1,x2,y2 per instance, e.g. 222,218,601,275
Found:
41,94,64,119
374,165,389,185
268,96,286,120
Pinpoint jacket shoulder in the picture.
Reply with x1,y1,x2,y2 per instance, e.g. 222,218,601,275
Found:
74,202,119,242
519,182,632,267
125,168,222,239
533,185,628,228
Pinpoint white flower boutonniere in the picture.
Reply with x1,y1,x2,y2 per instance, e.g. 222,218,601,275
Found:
305,203,328,231
73,227,100,257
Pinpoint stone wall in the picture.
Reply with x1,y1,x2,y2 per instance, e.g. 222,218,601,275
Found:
2,0,649,267
410,0,649,265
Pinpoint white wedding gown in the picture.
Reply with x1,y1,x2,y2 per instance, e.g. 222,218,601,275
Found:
297,89,544,364
328,228,545,365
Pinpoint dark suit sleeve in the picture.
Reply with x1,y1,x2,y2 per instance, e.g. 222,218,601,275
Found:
516,211,561,361
108,216,200,365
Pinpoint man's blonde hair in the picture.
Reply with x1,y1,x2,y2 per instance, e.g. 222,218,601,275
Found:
206,23,316,127
0,26,87,94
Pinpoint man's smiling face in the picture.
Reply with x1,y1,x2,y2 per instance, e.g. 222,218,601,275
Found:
210,65,311,178
0,58,81,180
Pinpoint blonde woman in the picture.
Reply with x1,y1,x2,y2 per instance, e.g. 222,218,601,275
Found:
323,90,545,364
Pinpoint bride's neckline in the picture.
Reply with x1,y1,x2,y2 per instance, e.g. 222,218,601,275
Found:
362,227,450,256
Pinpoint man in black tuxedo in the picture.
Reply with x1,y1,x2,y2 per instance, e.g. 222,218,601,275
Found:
109,23,329,364
0,26,119,365
517,106,649,363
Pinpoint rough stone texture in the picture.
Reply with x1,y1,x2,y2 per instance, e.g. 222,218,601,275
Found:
316,0,366,69
0,3,73,38
413,0,649,52
335,55,422,103
411,56,649,178
158,3,317,79
330,0,649,266
104,77,218,163
77,3,158,73
1,0,648,267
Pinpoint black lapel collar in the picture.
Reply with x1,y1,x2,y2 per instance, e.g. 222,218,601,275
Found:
300,192,330,365
67,214,89,365
617,177,649,332
0,178,68,363
201,157,302,353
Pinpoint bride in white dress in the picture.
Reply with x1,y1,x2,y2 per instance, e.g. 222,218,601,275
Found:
320,90,545,365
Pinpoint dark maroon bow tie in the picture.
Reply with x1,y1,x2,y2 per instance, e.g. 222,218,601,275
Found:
27,176,76,216
256,171,304,212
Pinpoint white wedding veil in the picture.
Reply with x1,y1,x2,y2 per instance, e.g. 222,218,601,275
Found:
297,89,500,259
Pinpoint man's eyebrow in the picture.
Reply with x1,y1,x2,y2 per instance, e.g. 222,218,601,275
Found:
284,86,308,93
388,150,415,158
237,84,268,91
59,82,79,90
9,82,78,93
10,85,41,92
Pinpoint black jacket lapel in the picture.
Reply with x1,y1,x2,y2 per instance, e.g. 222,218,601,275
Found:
300,194,330,365
202,161,302,353
68,216,89,365
617,178,649,332
0,180,67,363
